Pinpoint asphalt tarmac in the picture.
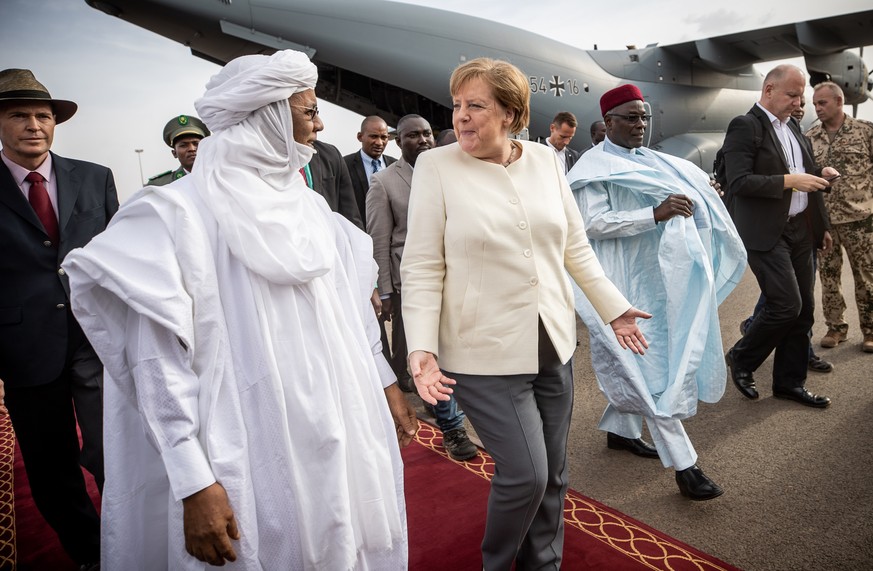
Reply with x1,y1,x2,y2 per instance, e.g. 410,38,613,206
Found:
566,257,872,571
411,253,872,570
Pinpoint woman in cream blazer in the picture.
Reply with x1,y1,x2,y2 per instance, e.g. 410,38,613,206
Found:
401,58,650,570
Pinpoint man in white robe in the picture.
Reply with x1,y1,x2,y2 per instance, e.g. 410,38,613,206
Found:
63,50,414,569
568,84,747,500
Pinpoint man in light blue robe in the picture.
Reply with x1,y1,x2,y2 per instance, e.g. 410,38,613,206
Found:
568,84,747,500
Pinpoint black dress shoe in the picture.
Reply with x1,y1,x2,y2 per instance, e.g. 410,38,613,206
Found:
675,465,724,501
606,432,659,459
808,355,834,373
772,387,831,408
726,349,758,399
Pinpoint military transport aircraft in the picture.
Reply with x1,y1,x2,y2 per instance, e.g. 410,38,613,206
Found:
85,0,873,169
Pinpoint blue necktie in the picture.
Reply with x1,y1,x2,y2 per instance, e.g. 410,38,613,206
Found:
371,158,381,174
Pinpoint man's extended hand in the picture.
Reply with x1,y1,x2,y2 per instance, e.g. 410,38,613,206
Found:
609,307,652,355
182,482,239,566
384,382,417,447
408,350,455,406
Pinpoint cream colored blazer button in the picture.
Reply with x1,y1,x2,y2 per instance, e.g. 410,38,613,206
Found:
58,268,66,276
523,249,532,257
510,198,519,205
44,240,52,247
56,303,66,309
518,221,527,229
529,276,539,286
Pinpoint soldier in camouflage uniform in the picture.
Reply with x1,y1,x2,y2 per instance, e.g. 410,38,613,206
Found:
146,114,209,186
807,81,873,353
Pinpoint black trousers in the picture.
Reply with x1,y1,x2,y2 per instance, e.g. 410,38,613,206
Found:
732,215,815,390
5,334,103,564
380,292,410,383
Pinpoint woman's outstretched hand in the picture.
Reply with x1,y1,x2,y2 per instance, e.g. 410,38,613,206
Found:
609,307,652,355
408,350,456,406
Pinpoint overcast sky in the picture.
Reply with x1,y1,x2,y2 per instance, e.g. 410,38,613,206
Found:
1,0,870,201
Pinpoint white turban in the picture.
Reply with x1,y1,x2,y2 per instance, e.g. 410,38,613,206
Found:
190,50,334,285
195,50,317,133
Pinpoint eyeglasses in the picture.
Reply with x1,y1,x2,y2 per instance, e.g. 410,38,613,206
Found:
290,104,319,120
607,113,652,124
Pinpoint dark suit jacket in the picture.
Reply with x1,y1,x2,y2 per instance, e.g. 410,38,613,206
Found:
0,153,119,387
723,104,829,252
343,150,396,228
541,140,580,173
309,140,363,229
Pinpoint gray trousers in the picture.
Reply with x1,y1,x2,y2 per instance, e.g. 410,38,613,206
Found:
447,322,573,571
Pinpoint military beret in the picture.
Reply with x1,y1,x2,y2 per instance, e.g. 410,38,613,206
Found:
600,84,644,116
162,115,209,147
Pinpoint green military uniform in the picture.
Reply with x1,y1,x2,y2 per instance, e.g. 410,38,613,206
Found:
146,114,210,187
807,115,873,341
147,166,188,187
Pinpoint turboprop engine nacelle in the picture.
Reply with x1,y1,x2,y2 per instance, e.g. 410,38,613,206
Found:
805,51,871,105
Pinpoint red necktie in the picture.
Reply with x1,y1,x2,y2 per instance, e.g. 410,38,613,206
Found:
25,172,59,245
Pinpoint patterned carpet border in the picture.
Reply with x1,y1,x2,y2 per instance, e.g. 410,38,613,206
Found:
0,415,16,568
414,421,734,571
0,415,735,570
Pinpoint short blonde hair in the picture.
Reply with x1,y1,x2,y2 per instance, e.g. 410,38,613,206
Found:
813,81,844,102
450,58,530,134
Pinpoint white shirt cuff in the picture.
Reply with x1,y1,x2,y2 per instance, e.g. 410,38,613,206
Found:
162,438,217,501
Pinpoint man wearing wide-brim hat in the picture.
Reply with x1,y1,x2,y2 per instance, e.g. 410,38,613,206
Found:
0,68,118,569
147,114,210,186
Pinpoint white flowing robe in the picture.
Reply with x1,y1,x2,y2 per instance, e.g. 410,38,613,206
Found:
63,178,407,570
568,142,747,426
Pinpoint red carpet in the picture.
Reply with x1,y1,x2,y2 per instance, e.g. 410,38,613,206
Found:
1,416,739,570
405,422,742,571
2,415,100,571
0,416,14,570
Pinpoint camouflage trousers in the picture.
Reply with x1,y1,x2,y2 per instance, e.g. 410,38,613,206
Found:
819,215,873,336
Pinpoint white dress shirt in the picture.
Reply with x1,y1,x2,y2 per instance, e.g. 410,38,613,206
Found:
2,151,58,216
756,102,808,216
360,149,386,182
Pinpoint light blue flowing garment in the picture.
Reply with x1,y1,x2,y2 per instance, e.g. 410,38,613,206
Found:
568,143,746,421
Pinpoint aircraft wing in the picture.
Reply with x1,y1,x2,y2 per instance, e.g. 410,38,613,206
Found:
661,10,873,72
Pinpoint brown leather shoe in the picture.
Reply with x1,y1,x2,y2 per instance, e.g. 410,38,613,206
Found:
820,329,847,348
863,335,873,353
